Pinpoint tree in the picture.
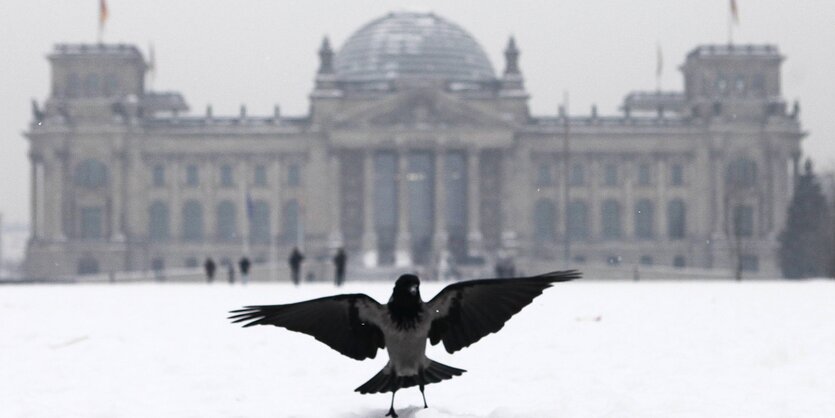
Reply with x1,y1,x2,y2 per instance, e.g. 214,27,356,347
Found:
778,160,834,278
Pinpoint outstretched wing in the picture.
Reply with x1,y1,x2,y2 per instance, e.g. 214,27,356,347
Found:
426,270,581,354
229,294,386,360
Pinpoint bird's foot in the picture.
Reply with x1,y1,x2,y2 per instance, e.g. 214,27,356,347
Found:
385,407,398,418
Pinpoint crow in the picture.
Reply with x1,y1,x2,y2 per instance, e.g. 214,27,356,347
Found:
229,270,580,417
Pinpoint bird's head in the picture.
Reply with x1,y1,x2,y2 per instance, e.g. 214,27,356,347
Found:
391,274,421,302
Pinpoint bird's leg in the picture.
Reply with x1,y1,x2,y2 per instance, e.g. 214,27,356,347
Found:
419,384,428,408
385,391,398,418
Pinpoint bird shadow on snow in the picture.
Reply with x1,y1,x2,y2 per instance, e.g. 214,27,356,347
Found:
338,406,492,418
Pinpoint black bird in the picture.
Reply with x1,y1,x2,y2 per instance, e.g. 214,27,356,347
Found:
229,270,580,417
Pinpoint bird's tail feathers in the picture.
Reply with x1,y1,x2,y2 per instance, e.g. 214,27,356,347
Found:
355,360,466,394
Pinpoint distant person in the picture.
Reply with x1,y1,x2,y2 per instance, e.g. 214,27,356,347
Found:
333,247,347,286
227,263,235,285
204,257,216,283
239,256,251,285
289,247,304,285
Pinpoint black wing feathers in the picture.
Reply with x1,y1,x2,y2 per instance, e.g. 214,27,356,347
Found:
229,294,385,360
428,270,580,353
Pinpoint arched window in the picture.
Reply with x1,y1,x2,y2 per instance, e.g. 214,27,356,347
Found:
282,199,300,244
148,201,170,242
602,199,622,239
182,200,204,242
567,200,588,240
726,158,757,188
668,199,687,239
216,201,237,242
249,200,271,244
75,160,108,188
77,256,99,275
635,199,654,239
533,199,557,242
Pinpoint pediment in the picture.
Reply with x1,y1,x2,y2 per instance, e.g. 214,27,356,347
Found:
331,88,515,129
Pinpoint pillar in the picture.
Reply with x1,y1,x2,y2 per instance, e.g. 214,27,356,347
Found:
467,148,482,256
433,150,447,253
395,151,412,266
362,151,378,266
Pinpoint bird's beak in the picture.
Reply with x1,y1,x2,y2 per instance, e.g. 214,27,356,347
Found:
409,284,418,295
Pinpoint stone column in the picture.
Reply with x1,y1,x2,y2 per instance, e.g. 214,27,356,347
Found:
30,153,42,240
433,150,447,253
395,151,412,266
110,152,125,242
237,160,249,251
589,158,601,241
42,150,65,241
169,159,182,244
362,151,378,267
656,157,667,240
467,148,482,256
623,159,635,238
328,151,343,247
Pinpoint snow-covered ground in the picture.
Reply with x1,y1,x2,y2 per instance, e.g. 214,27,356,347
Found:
2,280,834,417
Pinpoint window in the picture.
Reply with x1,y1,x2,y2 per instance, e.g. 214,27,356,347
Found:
84,73,100,96
752,74,766,95
734,75,746,94
602,199,621,239
103,74,118,96
569,164,584,186
567,201,588,240
184,257,199,268
533,199,557,242
671,164,684,186
716,75,728,94
80,207,103,239
66,73,81,98
77,257,99,275
733,205,754,237
75,160,108,188
673,255,686,268
254,165,268,187
152,164,165,187
668,199,687,239
639,255,653,266
182,200,204,242
151,258,165,274
288,163,301,187
148,201,170,242
726,159,757,188
249,200,271,244
635,199,654,239
536,163,552,187
606,255,622,266
604,163,618,187
638,163,651,186
216,201,237,241
220,164,234,187
186,165,199,187
282,199,300,243
741,255,759,272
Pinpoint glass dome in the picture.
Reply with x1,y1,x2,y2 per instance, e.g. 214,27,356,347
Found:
334,12,496,83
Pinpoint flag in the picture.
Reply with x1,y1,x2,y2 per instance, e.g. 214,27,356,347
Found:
99,0,109,29
730,0,739,25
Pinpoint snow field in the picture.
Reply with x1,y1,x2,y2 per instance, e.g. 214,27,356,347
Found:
1,280,834,417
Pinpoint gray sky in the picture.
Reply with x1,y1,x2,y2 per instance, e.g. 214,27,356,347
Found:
1,0,834,225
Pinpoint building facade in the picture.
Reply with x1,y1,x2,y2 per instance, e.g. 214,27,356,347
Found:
24,12,803,278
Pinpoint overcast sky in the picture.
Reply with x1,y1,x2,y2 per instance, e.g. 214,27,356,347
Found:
1,0,834,225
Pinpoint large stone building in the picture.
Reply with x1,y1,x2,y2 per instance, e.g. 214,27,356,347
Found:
24,12,803,278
